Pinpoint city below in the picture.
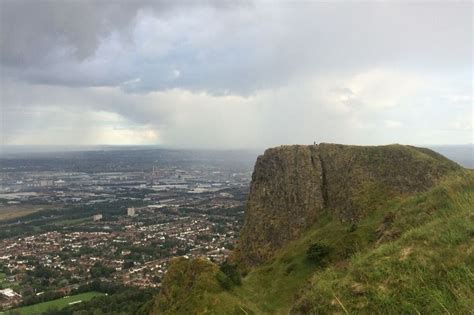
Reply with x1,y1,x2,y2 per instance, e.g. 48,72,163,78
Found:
0,148,256,311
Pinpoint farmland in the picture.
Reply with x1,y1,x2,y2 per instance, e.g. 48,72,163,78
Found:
0,205,49,222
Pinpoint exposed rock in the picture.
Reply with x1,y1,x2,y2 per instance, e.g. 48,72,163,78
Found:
235,143,460,267
234,145,325,267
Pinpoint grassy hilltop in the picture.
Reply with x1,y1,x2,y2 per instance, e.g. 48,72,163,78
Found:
151,144,473,314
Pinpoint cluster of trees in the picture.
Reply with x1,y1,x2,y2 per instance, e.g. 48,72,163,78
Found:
90,262,115,279
75,280,124,294
42,287,158,315
20,290,64,307
0,262,9,273
19,267,124,307
19,265,62,306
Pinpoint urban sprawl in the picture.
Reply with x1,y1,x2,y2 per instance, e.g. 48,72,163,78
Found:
0,149,254,311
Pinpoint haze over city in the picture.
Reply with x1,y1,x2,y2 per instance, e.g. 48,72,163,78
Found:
1,1,472,149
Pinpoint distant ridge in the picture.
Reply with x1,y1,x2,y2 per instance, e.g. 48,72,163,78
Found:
428,144,473,169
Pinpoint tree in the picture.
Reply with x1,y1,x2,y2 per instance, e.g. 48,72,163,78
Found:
90,262,115,278
122,260,135,269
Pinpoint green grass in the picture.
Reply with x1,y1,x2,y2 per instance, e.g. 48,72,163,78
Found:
293,172,474,314
5,292,105,315
154,171,474,314
53,217,89,226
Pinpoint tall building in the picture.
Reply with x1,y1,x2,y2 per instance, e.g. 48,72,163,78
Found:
127,207,136,217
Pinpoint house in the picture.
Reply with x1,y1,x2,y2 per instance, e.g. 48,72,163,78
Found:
0,288,22,308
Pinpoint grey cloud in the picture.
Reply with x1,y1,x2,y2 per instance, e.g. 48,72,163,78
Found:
128,1,472,94
0,0,246,65
0,1,472,147
1,1,471,94
2,69,471,148
1,0,136,65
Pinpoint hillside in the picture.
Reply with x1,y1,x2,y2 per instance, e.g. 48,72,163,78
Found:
235,144,460,267
152,144,473,314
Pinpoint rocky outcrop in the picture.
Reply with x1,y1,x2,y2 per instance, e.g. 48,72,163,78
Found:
235,143,460,267
234,145,325,267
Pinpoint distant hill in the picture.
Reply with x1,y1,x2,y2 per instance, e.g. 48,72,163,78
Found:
151,144,473,314
428,144,473,169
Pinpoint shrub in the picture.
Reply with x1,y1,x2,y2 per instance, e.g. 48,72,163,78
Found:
285,263,296,275
219,261,241,285
216,272,233,290
306,243,331,266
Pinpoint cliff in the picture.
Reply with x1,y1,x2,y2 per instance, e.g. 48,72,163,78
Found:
153,144,472,315
235,143,460,267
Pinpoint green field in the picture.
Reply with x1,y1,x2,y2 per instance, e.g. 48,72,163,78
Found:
52,217,89,226
0,205,49,222
5,292,105,315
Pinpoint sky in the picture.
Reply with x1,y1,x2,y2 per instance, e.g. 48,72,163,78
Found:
0,0,472,149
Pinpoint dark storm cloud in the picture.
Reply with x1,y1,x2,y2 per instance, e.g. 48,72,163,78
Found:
1,1,471,94
2,0,136,65
0,0,245,65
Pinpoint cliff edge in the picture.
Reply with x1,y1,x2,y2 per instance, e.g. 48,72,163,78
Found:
235,143,460,267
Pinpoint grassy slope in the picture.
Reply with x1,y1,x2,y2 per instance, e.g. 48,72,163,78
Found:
157,170,473,314
293,171,474,314
0,205,49,222
5,292,105,315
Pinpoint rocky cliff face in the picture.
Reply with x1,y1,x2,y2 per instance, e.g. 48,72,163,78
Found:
235,143,460,267
234,145,325,267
